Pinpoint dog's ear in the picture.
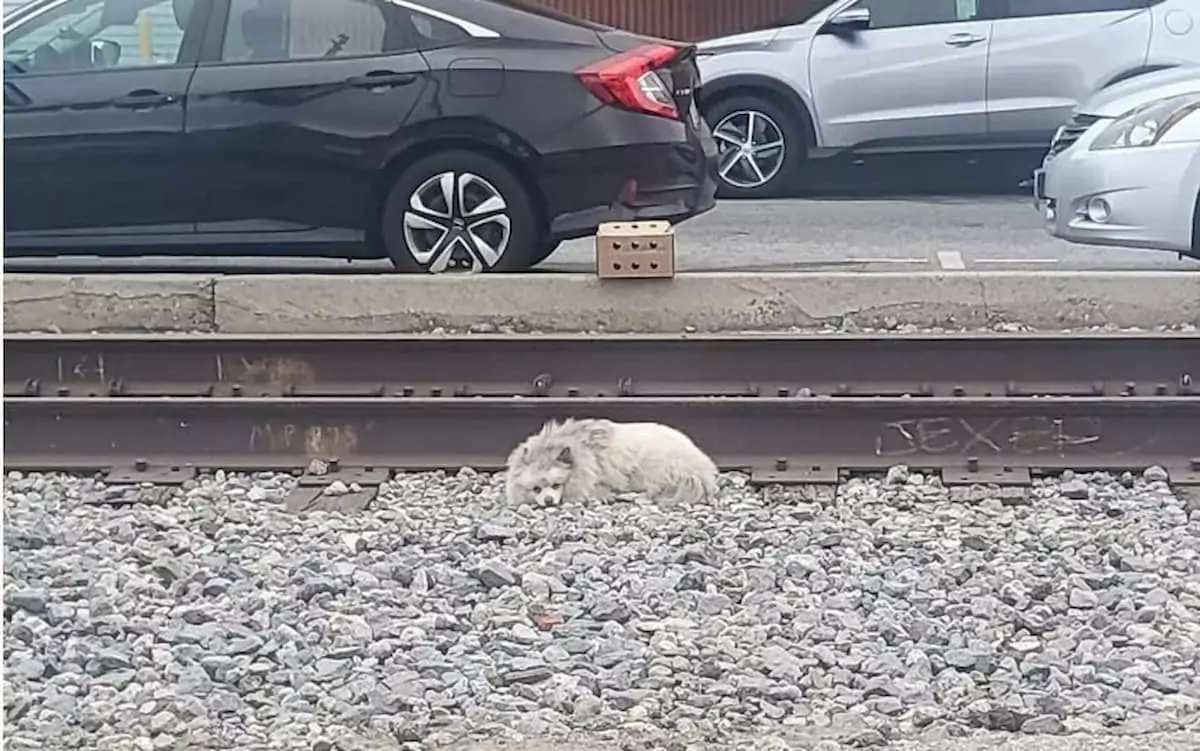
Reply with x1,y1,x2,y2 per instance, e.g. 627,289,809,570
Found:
555,446,573,466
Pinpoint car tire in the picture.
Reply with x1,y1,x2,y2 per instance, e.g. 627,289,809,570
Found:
531,240,560,267
382,150,537,274
706,94,809,199
1193,188,1200,255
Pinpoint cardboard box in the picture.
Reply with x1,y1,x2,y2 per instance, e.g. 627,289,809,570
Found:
594,221,675,279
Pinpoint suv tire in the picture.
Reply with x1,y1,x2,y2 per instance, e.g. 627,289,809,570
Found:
706,94,809,199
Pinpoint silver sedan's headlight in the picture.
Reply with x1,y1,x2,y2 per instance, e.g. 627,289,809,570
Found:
1089,93,1200,150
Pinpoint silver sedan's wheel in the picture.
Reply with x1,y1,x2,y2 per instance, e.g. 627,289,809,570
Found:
712,109,787,190
402,171,512,274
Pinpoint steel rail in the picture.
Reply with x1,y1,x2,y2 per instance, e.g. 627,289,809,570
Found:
5,332,1199,399
5,396,1199,485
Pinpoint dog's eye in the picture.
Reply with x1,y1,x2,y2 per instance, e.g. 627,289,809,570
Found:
532,485,542,493
551,483,562,490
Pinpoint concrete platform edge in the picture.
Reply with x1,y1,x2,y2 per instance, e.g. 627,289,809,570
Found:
4,271,1198,334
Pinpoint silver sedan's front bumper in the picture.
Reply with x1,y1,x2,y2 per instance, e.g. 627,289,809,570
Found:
1036,123,1200,254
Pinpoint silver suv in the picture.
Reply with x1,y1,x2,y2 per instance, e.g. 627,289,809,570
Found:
697,0,1200,198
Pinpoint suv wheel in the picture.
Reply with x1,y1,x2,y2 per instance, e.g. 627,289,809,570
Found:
1193,188,1199,256
382,150,537,273
707,94,808,199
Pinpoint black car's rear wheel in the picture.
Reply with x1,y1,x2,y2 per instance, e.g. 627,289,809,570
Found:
706,94,809,199
382,150,537,274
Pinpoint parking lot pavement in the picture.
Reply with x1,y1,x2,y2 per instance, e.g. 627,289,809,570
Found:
544,196,1200,273
4,197,1197,274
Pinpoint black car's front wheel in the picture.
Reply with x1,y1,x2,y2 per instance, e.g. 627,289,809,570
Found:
707,94,808,199
382,150,537,274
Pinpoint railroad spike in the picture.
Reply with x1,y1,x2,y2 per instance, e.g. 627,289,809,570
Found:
531,372,553,396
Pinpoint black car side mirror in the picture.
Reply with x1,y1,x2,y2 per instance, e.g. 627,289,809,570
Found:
819,7,871,36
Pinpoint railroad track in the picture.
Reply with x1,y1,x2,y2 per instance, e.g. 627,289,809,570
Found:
5,333,1199,489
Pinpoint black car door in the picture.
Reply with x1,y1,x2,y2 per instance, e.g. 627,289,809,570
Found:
3,0,209,242
184,0,433,239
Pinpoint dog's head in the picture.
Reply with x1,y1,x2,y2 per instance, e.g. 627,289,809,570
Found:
507,444,575,507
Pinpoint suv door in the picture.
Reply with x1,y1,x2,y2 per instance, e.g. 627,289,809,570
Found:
3,0,208,241
808,0,993,151
184,0,435,239
985,0,1153,146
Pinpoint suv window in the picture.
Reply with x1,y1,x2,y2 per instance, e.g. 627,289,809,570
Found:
849,0,981,30
1001,0,1146,18
222,0,420,62
3,0,190,75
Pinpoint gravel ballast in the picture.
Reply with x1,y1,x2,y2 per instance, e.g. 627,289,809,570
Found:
4,467,1200,750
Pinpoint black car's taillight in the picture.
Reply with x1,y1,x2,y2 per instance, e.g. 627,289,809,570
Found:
575,44,682,120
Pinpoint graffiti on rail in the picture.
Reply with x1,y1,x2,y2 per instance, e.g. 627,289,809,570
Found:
249,422,360,457
875,416,1106,458
58,354,107,383
222,356,317,389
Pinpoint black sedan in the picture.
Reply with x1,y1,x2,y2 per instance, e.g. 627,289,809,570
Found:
3,0,718,273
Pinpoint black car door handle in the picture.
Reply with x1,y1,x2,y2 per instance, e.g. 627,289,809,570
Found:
345,71,418,89
112,90,176,109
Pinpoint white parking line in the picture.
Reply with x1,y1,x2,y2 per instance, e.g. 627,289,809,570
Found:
974,258,1060,264
843,257,929,264
936,251,966,270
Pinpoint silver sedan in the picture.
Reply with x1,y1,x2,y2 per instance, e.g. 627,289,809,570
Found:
1035,71,1200,258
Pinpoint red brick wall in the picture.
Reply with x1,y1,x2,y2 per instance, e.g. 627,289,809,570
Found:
525,0,825,42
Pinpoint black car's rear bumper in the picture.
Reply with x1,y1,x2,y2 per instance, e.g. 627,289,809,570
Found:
536,139,719,242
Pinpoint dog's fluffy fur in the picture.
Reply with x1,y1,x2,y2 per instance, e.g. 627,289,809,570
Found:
504,418,719,507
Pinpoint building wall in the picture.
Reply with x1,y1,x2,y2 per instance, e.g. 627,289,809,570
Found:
525,0,826,41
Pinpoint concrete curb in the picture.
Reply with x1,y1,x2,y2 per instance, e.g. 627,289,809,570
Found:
4,271,1199,333
3,274,215,333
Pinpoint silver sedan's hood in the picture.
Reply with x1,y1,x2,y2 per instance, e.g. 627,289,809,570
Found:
1077,66,1200,117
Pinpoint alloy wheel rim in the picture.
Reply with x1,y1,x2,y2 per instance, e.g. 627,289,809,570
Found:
402,171,511,273
712,109,786,190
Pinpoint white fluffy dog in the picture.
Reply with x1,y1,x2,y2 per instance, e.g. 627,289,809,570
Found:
504,418,719,507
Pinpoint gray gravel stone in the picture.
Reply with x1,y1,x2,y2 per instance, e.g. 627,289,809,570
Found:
5,466,1200,751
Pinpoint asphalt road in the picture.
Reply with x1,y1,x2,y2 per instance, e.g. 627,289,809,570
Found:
5,196,1197,274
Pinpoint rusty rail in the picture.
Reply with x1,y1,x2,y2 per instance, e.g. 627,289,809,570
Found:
5,333,1198,398
5,396,1200,486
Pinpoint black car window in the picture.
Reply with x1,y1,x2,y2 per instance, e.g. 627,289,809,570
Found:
407,10,470,48
846,0,981,29
221,0,414,63
999,0,1147,18
4,0,190,75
